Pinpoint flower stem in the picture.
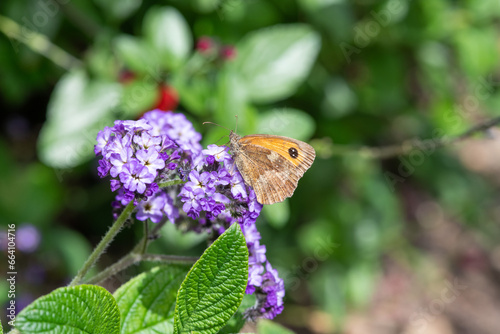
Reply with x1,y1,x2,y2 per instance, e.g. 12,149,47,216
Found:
0,14,82,70
85,251,139,285
140,254,199,264
140,221,149,254
69,200,136,286
85,253,198,285
84,215,197,285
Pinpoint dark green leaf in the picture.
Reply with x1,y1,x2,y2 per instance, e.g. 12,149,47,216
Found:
16,285,120,334
219,294,256,334
173,223,249,334
114,265,190,334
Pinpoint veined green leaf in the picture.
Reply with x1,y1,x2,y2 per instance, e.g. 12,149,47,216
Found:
173,223,249,334
16,285,120,334
114,265,190,334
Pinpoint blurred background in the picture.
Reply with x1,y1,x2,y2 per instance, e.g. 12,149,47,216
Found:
2,0,500,333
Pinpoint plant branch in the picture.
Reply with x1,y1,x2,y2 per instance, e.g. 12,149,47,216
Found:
85,214,184,285
0,15,82,71
331,116,500,159
140,254,198,264
69,200,136,286
150,216,170,236
140,221,149,254
85,253,198,285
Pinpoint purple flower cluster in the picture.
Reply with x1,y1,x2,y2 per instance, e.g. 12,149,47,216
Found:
179,144,260,224
242,224,285,319
95,110,285,319
95,110,201,222
179,144,284,319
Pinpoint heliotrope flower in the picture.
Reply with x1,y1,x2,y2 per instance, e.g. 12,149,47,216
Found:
179,143,285,320
95,109,284,319
241,223,284,320
95,110,201,220
135,192,179,223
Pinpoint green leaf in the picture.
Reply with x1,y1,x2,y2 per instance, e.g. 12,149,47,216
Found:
94,0,142,20
219,294,256,334
119,78,158,119
88,35,121,81
215,67,249,126
263,200,290,229
160,220,207,250
191,0,221,13
16,285,120,334
114,35,159,75
235,24,321,103
454,27,499,77
37,70,122,169
257,108,316,141
173,61,212,115
258,319,296,334
173,223,249,334
0,317,4,334
144,6,192,70
114,265,190,334
321,77,358,118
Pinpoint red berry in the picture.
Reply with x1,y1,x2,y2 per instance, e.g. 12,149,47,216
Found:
154,84,179,111
220,45,237,61
196,36,213,53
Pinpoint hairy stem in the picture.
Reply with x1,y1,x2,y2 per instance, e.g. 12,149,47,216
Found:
86,253,198,285
69,200,136,286
85,214,187,285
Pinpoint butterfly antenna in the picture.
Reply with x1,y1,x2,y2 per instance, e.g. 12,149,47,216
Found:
202,122,231,132
234,115,238,133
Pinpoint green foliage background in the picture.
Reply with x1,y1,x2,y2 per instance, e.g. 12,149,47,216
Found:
2,0,500,333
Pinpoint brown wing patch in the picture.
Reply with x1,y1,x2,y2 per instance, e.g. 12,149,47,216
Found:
239,135,315,171
232,142,305,204
230,133,316,205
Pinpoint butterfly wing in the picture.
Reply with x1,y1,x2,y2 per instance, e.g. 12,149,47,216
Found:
234,135,316,204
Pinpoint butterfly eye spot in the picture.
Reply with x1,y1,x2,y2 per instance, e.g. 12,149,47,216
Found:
288,147,299,159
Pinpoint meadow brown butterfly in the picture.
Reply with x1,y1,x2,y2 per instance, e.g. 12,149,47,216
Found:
228,131,316,205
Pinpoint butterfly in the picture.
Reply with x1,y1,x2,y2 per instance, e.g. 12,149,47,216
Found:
229,131,316,205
